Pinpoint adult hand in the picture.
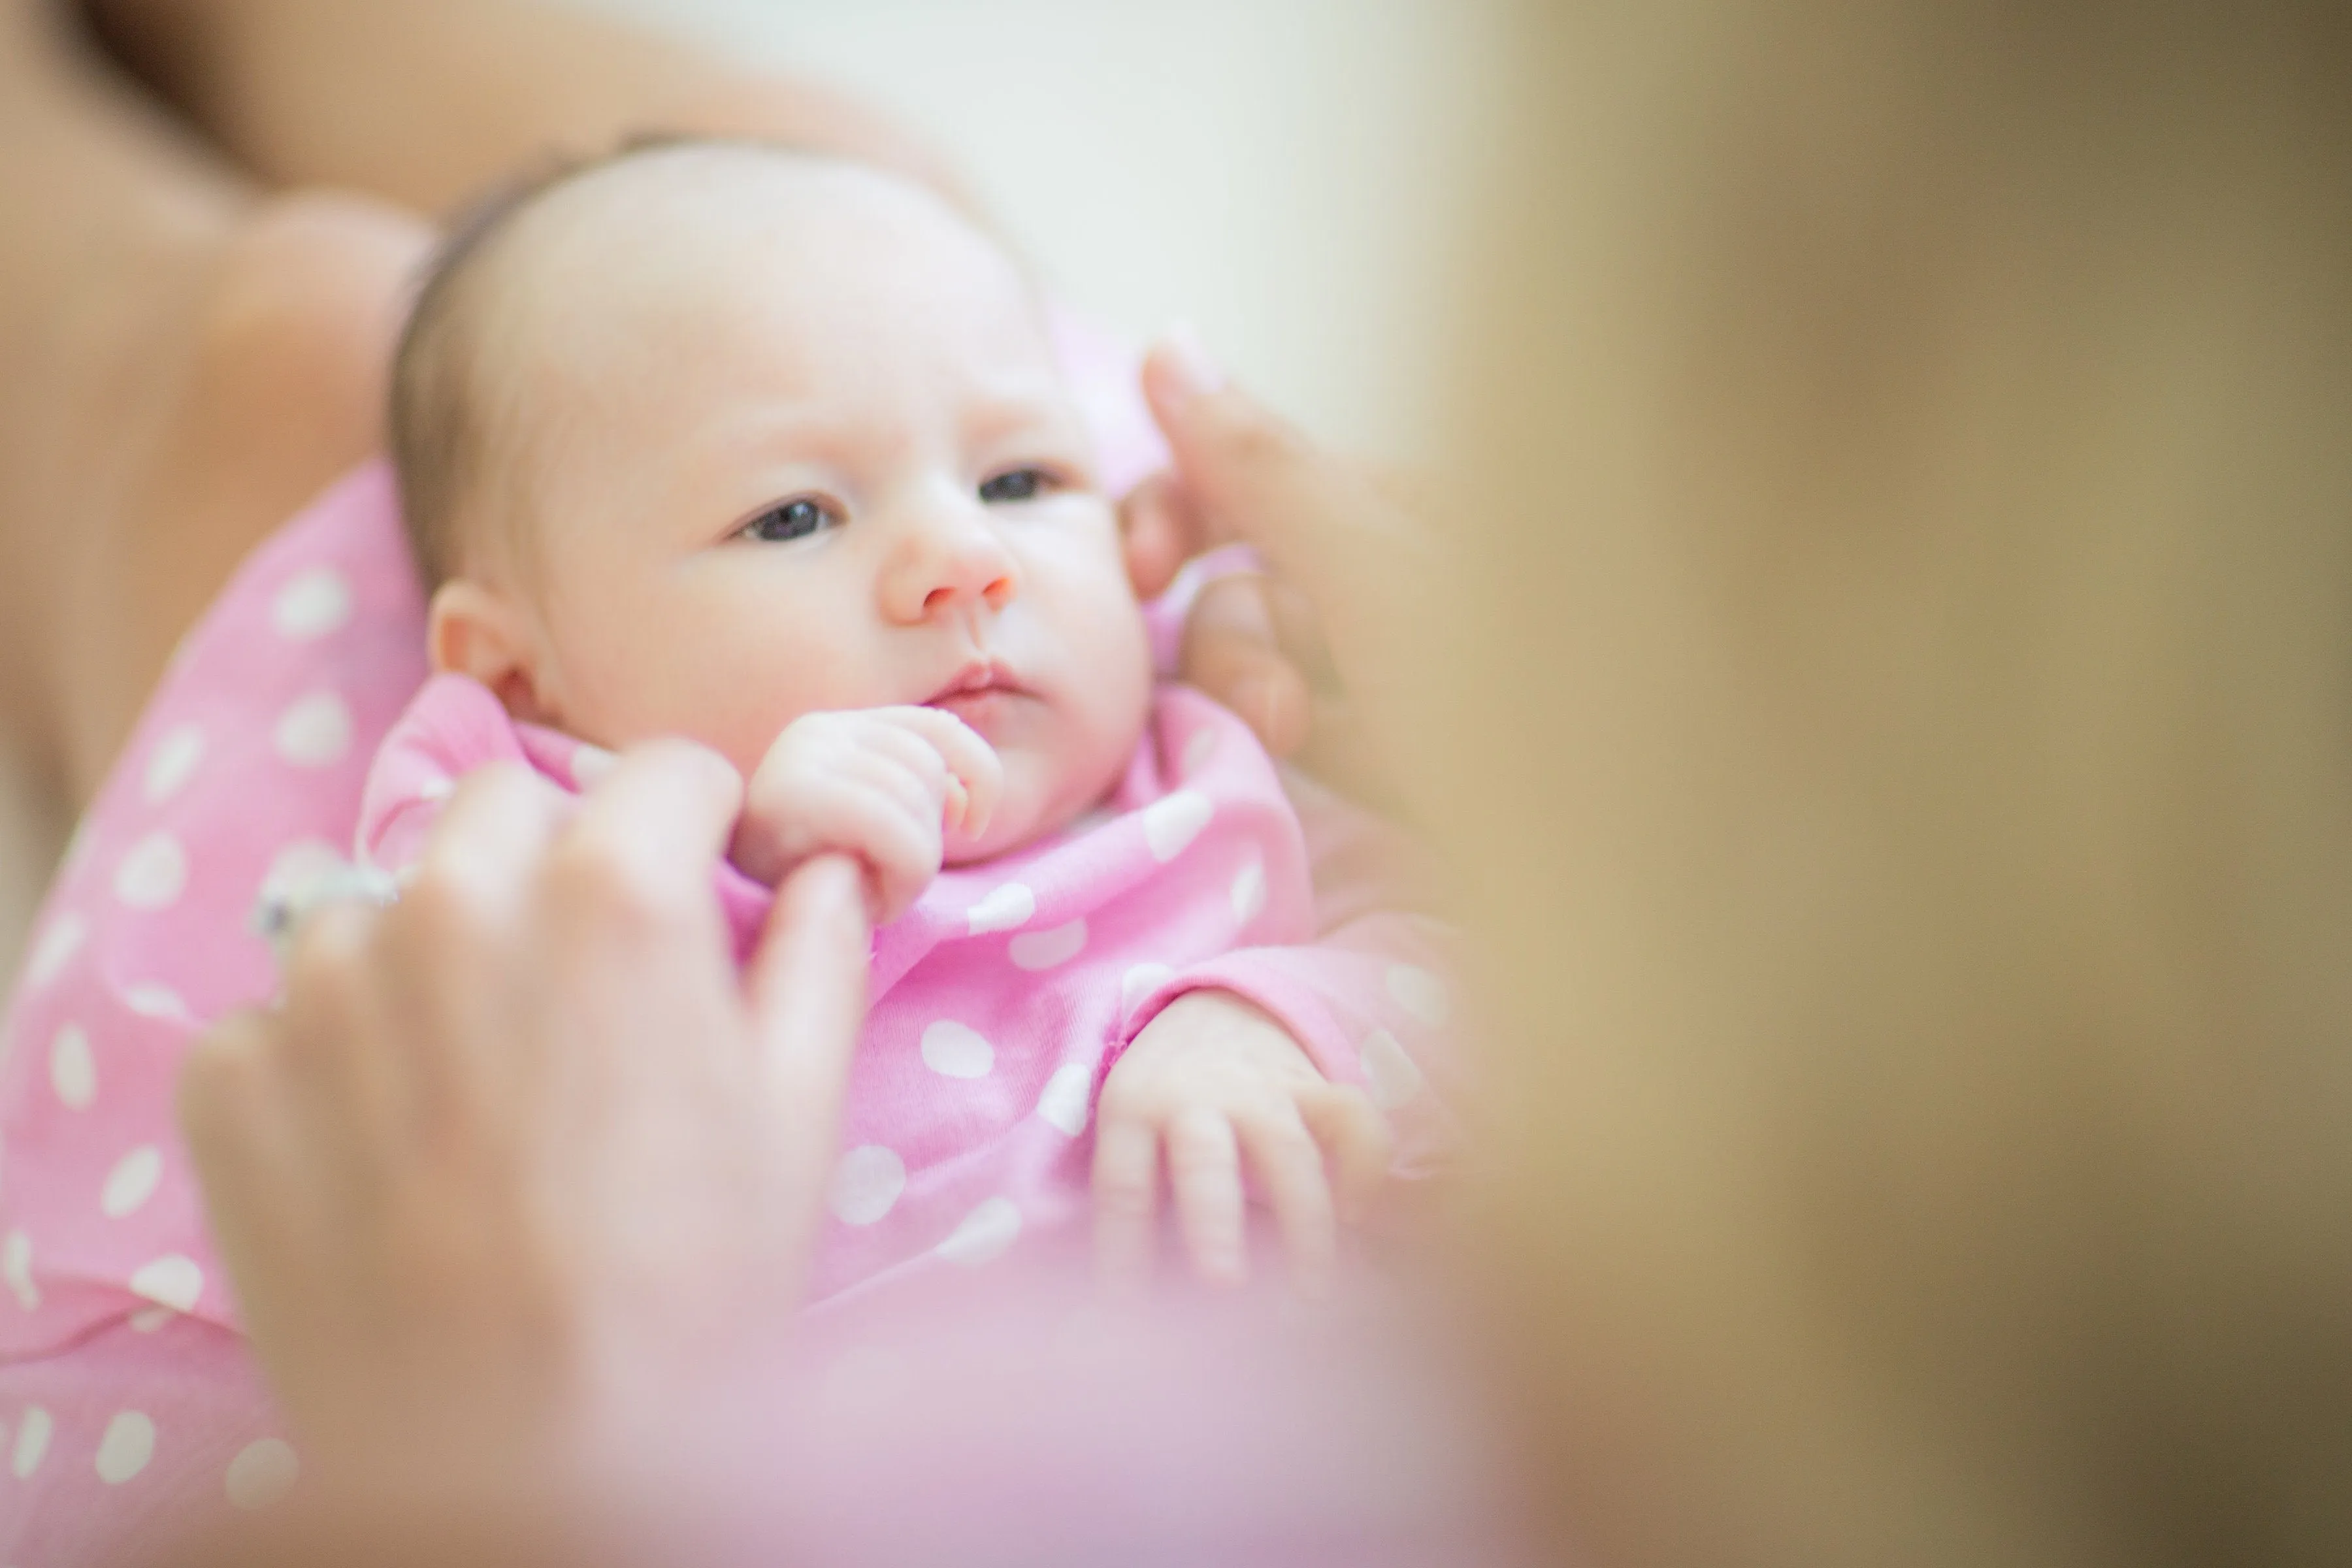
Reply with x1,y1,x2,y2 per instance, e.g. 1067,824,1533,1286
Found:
176,742,871,1488
1128,336,1446,817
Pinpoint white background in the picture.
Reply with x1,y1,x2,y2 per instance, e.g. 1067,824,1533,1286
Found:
570,0,1507,458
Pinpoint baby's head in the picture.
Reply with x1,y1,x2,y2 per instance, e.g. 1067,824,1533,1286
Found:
390,141,1152,860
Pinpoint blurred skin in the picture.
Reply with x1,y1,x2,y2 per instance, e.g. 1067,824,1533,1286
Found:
1436,5,2352,1566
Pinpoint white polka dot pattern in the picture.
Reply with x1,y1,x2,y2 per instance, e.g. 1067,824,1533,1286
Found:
128,1254,203,1313
964,881,1035,934
3,1228,37,1311
123,984,193,1024
1143,789,1213,862
1119,962,1175,1019
1009,918,1087,971
11,1405,52,1478
1231,857,1267,923
1035,1062,1093,1136
112,832,188,909
919,1021,994,1079
49,1024,95,1110
142,724,206,804
273,691,353,766
20,913,86,990
270,566,353,640
1182,725,1218,777
828,1145,907,1226
94,1410,155,1484
936,1197,1022,1266
101,1146,164,1219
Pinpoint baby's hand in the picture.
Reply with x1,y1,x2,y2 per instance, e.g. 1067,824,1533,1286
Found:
1094,990,1392,1298
732,707,1003,922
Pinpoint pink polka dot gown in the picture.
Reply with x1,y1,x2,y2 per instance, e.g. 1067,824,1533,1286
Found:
0,318,1458,1561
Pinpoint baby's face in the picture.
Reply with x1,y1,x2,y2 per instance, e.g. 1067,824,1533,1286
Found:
448,155,1152,860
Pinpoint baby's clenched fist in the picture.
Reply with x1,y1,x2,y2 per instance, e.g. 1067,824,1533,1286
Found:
732,706,1003,922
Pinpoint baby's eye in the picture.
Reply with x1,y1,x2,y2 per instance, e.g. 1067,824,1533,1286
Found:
739,497,838,544
979,467,1057,505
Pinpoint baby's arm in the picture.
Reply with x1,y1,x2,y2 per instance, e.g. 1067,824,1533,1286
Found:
1095,772,1462,1294
1094,988,1392,1298
732,707,1002,923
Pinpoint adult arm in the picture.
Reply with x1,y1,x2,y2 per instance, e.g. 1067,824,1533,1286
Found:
86,0,970,215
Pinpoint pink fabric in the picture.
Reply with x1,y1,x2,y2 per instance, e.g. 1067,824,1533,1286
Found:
359,674,1458,1307
0,311,1454,1560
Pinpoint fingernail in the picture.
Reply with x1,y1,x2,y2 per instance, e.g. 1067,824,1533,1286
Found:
1162,321,1228,402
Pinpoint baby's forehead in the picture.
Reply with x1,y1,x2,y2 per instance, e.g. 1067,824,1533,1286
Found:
485,148,1040,348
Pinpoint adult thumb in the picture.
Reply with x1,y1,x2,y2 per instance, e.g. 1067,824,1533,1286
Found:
745,853,870,1195
1137,331,1364,598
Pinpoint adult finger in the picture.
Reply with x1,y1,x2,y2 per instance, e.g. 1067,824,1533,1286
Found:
1179,575,1314,758
390,763,570,1118
178,1008,316,1282
743,854,871,1259
1137,333,1388,601
1091,1116,1162,1292
1166,1109,1249,1287
1240,1109,1340,1299
1140,332,1445,817
272,894,406,1163
550,738,743,943
1119,472,1194,601
177,1009,346,1421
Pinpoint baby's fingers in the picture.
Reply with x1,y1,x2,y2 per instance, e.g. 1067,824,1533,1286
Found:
1092,1116,1161,1294
1166,1109,1249,1288
1307,1086,1392,1232
1302,1086,1394,1225
877,707,1004,840
1241,1109,1340,1300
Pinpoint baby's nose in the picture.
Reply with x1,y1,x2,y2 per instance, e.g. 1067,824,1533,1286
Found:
888,504,1019,621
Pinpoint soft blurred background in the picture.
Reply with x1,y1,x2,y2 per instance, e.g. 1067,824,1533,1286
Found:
568,0,1510,462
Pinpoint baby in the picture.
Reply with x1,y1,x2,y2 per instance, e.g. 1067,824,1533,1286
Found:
363,140,1452,1300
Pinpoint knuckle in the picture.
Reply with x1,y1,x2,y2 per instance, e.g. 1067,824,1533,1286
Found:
542,834,685,938
391,855,500,948
1092,1168,1156,1221
279,900,378,1020
1165,1111,1235,1168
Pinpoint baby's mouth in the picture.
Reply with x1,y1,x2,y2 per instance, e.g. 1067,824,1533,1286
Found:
923,660,1029,731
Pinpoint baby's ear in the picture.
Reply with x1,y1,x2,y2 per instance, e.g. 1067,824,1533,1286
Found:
427,580,561,727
